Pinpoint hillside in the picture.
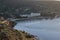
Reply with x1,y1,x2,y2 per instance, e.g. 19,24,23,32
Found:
0,1,60,18
0,20,37,40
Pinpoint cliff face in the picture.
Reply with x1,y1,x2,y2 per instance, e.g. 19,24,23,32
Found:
0,27,22,40
0,21,38,40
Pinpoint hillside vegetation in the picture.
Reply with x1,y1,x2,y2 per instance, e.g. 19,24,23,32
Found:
0,0,60,18
0,23,37,40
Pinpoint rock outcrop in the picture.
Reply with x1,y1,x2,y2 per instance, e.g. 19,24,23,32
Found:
0,20,38,40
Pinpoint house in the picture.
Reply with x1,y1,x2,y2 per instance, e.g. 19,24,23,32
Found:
30,12,41,17
20,12,41,18
20,14,30,17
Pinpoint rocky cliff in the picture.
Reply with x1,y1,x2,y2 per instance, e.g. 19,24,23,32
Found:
0,21,38,40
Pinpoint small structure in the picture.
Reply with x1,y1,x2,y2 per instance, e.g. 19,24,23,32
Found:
20,14,30,17
30,12,41,17
20,12,41,18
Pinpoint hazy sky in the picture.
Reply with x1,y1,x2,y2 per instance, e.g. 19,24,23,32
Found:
8,0,60,1
19,0,60,1
5,0,60,5
6,0,60,3
32,0,60,1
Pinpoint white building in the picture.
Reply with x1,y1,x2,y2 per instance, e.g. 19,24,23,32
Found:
20,12,41,17
20,14,30,17
30,12,41,17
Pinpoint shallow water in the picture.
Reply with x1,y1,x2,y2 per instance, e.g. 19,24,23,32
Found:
15,18,60,40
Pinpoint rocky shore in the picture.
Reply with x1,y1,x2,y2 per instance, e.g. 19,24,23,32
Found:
0,20,38,40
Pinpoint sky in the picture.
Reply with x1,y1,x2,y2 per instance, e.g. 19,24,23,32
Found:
7,0,60,1
5,0,60,4
28,0,60,1
20,0,60,1
5,0,60,5
36,0,59,1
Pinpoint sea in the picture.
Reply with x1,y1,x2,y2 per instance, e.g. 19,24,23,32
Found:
14,18,60,40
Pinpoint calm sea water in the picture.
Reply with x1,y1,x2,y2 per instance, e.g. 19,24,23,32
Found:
15,18,60,40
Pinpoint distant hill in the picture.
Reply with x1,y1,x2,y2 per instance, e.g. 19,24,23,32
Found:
0,1,60,18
